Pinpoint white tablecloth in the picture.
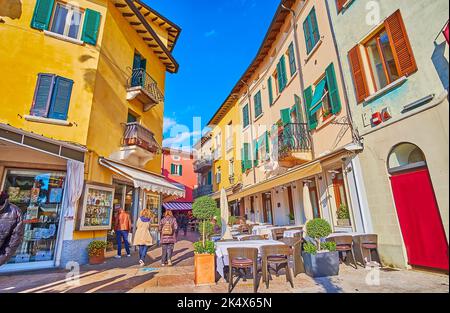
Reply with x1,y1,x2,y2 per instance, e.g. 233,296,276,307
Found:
327,232,363,238
215,240,285,277
283,230,303,238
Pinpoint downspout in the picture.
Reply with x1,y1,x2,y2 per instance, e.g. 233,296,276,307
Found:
241,80,257,186
281,1,316,158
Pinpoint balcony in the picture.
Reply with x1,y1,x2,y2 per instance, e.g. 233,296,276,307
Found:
193,185,213,199
110,122,160,167
193,157,212,173
126,68,164,111
278,123,313,168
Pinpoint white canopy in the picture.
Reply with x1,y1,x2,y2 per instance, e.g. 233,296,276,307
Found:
99,158,185,198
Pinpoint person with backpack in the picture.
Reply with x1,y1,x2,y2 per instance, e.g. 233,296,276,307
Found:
133,208,154,266
159,210,178,267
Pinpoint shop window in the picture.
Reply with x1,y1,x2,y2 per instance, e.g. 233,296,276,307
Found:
30,74,74,121
3,169,66,264
331,169,351,226
348,10,417,103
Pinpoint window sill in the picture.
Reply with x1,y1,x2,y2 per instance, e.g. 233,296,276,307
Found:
43,30,84,46
24,115,72,126
364,76,408,104
315,114,337,131
254,113,264,123
304,38,324,64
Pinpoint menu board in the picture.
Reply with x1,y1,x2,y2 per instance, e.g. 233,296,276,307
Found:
78,183,115,231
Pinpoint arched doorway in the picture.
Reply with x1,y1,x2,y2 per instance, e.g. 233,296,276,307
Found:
388,143,448,271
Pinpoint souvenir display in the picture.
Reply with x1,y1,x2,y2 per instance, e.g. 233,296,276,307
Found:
49,188,63,203
78,183,115,231
30,187,40,203
8,187,20,202
25,206,39,221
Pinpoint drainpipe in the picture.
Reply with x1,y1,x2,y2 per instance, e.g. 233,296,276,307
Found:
281,1,316,158
241,80,257,186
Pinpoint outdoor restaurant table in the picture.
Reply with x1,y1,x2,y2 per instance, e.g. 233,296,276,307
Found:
215,240,285,278
283,229,303,238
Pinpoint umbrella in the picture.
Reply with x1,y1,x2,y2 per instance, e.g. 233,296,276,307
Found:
220,188,233,239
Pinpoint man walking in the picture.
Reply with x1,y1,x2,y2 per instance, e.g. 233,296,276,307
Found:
114,206,132,259
0,191,24,266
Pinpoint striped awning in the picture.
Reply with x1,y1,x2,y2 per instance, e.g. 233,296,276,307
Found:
163,202,193,211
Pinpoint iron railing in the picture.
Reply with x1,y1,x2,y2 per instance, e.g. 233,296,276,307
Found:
127,68,164,102
193,185,213,199
278,123,312,159
193,157,213,173
122,122,160,153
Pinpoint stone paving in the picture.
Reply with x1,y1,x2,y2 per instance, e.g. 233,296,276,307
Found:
0,231,448,293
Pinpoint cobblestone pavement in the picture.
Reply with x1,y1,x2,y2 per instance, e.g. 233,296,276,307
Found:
0,232,448,293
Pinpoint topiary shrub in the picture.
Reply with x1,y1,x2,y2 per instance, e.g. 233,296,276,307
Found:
192,196,218,253
322,241,337,252
87,240,107,257
193,240,215,254
306,218,332,251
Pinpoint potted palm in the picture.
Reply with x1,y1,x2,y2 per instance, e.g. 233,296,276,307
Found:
192,196,218,285
302,218,339,278
336,204,351,227
87,240,107,265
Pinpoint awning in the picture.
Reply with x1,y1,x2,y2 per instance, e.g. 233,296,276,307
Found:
228,161,322,201
163,202,192,211
99,157,185,198
310,79,327,115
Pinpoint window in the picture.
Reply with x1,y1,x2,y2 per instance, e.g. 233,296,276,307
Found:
267,77,274,105
303,7,320,55
254,91,263,118
216,167,222,184
172,155,181,161
332,169,351,225
170,164,182,176
50,2,83,39
242,104,250,128
30,74,74,121
276,56,288,93
131,52,147,87
225,123,233,152
255,132,269,164
241,143,252,173
229,159,235,178
215,132,222,157
287,42,297,76
349,10,417,103
31,1,101,45
127,111,138,123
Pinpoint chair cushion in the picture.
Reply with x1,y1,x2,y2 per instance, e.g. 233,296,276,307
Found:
362,243,377,249
231,257,253,268
336,244,352,251
267,254,288,263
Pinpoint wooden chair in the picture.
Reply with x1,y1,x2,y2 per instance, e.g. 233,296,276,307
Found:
227,247,259,293
326,235,357,269
241,235,266,241
358,234,382,267
271,228,287,240
261,245,294,289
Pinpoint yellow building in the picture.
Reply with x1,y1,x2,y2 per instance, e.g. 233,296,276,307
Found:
0,0,183,272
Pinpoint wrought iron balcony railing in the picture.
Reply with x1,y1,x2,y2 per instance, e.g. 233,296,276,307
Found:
122,122,160,154
193,185,213,199
193,157,213,173
127,68,164,103
278,123,312,160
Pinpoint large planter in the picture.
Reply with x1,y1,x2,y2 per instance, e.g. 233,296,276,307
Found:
302,251,339,278
194,253,216,285
89,254,105,265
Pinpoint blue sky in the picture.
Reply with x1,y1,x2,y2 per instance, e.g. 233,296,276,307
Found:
145,0,279,150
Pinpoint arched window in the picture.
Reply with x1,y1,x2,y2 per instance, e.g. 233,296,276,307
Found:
387,143,426,174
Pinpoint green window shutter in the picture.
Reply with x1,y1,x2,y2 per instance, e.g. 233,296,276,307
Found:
267,77,274,105
241,148,245,173
304,86,317,130
325,63,341,114
253,139,259,167
280,108,291,126
280,55,288,91
81,9,101,45
242,143,252,171
254,91,262,117
179,165,183,176
303,17,312,54
48,76,73,120
265,131,270,154
31,0,55,30
276,61,283,93
288,42,296,77
310,8,320,47
207,171,212,185
170,164,175,174
242,104,249,128
31,74,56,117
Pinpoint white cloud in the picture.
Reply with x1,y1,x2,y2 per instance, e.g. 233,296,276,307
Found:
204,29,217,38
163,117,177,133
162,130,202,148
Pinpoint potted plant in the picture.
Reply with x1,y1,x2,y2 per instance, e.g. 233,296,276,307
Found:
87,240,107,265
192,196,218,285
336,204,351,227
288,212,295,225
302,218,339,278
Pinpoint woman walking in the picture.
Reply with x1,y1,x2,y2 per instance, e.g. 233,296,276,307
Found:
133,208,154,266
159,210,178,267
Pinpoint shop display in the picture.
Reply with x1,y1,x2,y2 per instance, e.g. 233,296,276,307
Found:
78,183,114,231
2,169,66,265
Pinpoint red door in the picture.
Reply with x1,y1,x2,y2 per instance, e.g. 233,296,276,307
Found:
390,168,449,270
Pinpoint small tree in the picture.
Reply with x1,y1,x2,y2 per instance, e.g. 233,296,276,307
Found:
305,218,332,251
192,196,218,249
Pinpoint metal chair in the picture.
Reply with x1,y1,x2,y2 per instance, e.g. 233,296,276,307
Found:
227,247,259,293
358,234,382,267
271,228,287,240
261,245,294,289
241,235,266,241
326,235,358,269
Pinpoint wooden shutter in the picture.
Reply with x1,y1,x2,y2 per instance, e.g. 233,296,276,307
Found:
348,45,369,103
337,0,347,13
179,165,183,176
254,91,262,117
280,108,291,126
303,18,312,54
310,8,320,46
171,164,175,174
288,42,296,76
325,63,341,114
243,104,249,127
31,0,55,30
280,55,288,91
30,74,55,117
265,131,270,154
48,77,73,120
253,139,259,166
385,10,417,77
304,86,317,130
268,77,274,105
81,9,101,45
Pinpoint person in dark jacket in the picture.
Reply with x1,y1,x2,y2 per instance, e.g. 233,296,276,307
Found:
159,210,178,267
0,191,24,266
